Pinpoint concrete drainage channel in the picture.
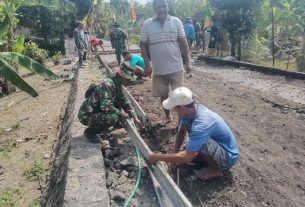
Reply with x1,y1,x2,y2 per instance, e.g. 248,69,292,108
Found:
97,55,193,207
101,129,159,207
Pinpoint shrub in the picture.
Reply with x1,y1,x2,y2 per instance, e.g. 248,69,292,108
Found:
51,51,62,65
23,41,49,64
24,160,45,181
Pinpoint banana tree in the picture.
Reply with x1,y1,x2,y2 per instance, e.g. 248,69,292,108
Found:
0,11,59,97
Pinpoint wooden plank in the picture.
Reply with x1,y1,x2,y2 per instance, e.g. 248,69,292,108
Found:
126,119,193,207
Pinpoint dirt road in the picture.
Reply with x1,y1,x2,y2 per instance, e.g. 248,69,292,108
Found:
103,53,305,206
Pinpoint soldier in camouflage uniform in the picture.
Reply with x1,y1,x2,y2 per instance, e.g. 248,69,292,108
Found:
110,22,128,65
73,21,86,68
78,68,141,143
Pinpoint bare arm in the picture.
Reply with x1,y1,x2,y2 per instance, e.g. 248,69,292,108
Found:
148,150,197,164
173,125,187,153
140,41,152,77
179,37,192,74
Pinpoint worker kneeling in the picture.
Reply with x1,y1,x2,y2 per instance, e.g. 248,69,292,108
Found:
78,68,142,143
148,87,239,180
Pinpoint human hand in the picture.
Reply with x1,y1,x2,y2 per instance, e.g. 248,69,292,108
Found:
120,112,130,119
133,116,142,129
148,152,161,164
185,62,192,74
146,63,152,78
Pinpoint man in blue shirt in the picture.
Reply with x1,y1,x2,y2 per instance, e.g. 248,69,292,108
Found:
148,87,239,180
122,51,147,81
183,18,195,50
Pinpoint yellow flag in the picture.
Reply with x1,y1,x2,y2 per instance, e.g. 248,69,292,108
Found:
204,16,210,28
82,15,88,27
92,0,97,5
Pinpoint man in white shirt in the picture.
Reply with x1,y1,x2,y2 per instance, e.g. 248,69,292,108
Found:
140,0,192,126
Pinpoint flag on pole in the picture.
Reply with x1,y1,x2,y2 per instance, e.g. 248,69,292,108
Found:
202,0,210,28
82,15,88,27
130,0,137,23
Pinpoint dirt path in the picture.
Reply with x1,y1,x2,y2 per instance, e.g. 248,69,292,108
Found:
0,62,72,206
110,54,305,206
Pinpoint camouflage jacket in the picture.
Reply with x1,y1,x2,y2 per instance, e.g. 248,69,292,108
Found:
79,77,136,117
110,27,128,49
73,28,85,50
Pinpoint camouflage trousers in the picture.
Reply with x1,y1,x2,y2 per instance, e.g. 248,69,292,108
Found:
78,111,120,134
114,46,126,65
77,48,84,67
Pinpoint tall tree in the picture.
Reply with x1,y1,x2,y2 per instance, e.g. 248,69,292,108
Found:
211,0,262,59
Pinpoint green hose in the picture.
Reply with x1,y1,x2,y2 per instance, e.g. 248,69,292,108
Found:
123,147,141,207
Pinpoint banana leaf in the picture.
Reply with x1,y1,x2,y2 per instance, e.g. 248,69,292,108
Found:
14,33,25,53
0,52,59,80
0,59,38,97
0,14,9,37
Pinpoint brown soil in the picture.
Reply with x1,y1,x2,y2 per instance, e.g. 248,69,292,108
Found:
0,62,72,206
125,60,305,206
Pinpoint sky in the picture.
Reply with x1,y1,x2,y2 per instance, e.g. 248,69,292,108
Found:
137,0,149,4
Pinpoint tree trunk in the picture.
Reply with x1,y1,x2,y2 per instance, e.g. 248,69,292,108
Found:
296,27,305,72
230,36,237,57
237,36,242,61
4,20,16,95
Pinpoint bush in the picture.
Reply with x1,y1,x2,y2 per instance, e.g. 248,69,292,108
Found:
24,160,45,181
51,51,62,65
23,41,49,64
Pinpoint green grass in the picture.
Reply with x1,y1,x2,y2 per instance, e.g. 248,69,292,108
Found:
24,160,45,181
28,197,40,207
0,147,11,159
12,122,20,129
0,187,22,207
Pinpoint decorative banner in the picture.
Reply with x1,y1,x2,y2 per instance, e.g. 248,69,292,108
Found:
130,0,137,23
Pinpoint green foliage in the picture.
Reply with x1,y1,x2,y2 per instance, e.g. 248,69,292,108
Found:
0,187,22,207
129,34,140,45
0,58,38,97
28,197,40,207
0,14,9,36
23,41,48,64
0,51,59,97
92,1,115,37
242,35,270,64
212,0,262,38
169,0,205,20
14,33,24,53
24,160,45,181
51,51,62,65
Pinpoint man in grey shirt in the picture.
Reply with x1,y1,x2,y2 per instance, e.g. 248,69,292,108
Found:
140,0,192,126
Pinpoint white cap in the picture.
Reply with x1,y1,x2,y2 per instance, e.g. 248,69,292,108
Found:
162,87,194,110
